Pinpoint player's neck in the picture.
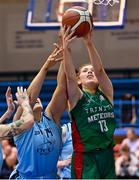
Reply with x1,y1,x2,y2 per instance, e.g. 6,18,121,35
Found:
83,87,97,95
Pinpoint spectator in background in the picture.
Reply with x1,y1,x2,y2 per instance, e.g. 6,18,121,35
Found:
113,144,121,160
57,122,73,179
121,93,137,125
2,140,12,160
115,145,139,179
121,128,139,154
0,146,17,179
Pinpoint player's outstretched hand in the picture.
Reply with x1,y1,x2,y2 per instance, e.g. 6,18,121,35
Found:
6,86,15,113
45,43,63,69
16,87,29,107
62,26,77,49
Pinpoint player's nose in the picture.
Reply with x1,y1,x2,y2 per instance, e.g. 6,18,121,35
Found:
88,70,93,74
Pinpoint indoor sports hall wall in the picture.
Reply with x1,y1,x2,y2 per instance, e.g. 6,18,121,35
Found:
0,0,139,72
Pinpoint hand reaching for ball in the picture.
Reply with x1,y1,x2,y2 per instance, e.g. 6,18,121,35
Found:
62,26,77,50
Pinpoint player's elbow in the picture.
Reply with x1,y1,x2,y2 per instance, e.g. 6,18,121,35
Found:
57,82,67,90
24,115,34,129
94,66,104,77
66,78,77,88
66,74,75,82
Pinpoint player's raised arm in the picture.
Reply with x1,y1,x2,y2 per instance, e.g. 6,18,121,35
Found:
0,87,34,140
13,44,63,121
62,26,83,110
83,31,113,104
45,61,68,125
27,44,63,105
0,87,15,123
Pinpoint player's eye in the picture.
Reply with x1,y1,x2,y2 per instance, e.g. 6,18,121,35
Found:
82,68,88,72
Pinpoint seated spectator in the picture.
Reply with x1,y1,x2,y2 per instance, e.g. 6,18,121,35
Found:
0,146,17,179
121,128,139,154
115,145,139,179
57,122,73,179
2,140,12,160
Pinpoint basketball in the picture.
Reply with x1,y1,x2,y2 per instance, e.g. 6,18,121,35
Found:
62,6,93,38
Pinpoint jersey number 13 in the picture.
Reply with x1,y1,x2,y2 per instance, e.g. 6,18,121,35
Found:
98,120,108,132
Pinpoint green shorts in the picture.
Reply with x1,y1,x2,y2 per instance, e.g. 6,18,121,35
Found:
71,147,116,179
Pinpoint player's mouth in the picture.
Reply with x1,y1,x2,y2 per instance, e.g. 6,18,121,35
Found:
87,75,94,79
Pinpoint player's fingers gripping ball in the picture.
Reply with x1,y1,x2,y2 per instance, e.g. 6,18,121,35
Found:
62,6,93,38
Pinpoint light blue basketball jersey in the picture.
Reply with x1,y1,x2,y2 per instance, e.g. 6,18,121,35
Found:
12,112,62,179
59,122,73,179
0,143,3,172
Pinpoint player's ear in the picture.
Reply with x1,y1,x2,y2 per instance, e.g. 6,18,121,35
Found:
77,79,81,85
76,72,82,89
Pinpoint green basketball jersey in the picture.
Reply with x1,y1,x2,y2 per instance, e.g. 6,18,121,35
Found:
70,89,116,152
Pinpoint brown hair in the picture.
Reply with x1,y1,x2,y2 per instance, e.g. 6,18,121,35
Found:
76,64,93,90
78,63,93,75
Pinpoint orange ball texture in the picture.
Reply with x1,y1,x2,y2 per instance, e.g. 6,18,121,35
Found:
62,6,93,37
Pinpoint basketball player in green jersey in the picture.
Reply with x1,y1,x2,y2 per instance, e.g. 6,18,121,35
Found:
61,26,116,179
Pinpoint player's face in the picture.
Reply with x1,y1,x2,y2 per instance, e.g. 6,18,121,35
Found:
33,98,43,112
78,65,99,87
